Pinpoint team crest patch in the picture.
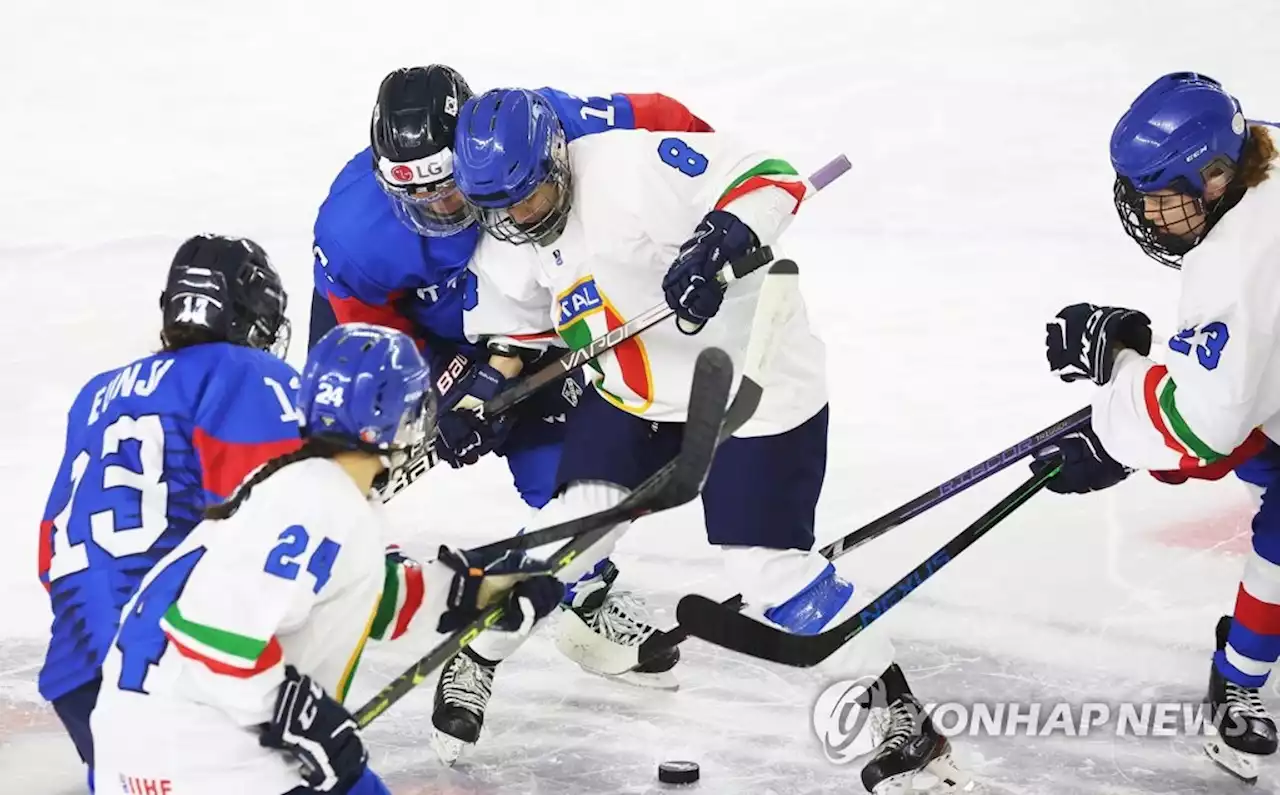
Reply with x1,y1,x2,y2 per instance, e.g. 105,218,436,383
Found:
557,277,603,328
561,376,583,407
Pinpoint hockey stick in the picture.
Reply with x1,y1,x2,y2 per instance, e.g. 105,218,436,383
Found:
619,405,1092,671
373,155,853,503
372,246,770,502
354,346,738,727
672,457,1063,668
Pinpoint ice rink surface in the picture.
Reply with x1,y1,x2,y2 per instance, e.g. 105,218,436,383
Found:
3,1,1280,792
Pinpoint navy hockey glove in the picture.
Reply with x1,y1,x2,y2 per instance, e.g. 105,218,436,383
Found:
662,210,759,334
1030,421,1132,494
259,666,367,793
434,359,515,468
435,544,564,634
1046,303,1153,386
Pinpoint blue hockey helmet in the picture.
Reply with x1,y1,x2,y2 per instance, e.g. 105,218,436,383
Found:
453,88,572,246
299,323,436,462
1110,72,1249,268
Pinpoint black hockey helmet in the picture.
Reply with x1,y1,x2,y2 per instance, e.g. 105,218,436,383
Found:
160,234,290,357
370,65,475,237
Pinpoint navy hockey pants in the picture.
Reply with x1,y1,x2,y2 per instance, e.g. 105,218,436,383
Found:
556,386,829,550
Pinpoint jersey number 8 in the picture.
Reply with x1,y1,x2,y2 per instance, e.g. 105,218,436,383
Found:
658,137,708,177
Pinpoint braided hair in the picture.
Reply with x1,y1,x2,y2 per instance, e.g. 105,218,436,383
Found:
204,436,348,521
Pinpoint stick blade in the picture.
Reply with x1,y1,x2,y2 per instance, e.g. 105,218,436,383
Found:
674,594,828,668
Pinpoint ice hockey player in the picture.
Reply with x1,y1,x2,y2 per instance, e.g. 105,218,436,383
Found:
308,64,711,504
447,88,971,794
310,66,719,763
90,323,565,795
36,234,299,786
1029,72,1280,782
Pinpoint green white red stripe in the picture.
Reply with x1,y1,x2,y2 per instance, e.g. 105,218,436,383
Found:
370,556,425,641
1142,365,1225,467
715,158,806,213
161,603,282,677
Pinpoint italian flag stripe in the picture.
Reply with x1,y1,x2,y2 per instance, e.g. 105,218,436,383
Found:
161,603,273,666
1141,365,1222,466
164,625,283,678
372,556,427,642
390,563,425,640
722,158,799,193
370,560,402,640
506,330,559,342
715,159,805,213
715,175,807,214
603,303,651,402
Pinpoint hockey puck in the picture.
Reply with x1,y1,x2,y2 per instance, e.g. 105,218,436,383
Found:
658,760,700,785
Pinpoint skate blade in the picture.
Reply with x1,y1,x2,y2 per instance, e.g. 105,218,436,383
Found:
872,753,975,795
584,665,680,691
431,730,471,768
1204,737,1260,784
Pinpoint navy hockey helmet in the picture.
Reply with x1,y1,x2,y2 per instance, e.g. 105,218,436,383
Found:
160,234,290,357
371,65,475,237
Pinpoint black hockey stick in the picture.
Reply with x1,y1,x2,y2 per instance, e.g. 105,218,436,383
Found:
671,457,1063,668
621,405,1092,671
355,346,738,727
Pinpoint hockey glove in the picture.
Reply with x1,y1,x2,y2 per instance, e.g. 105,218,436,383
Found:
662,210,759,334
259,666,368,793
435,544,565,635
434,359,515,468
1030,421,1132,494
1046,303,1153,386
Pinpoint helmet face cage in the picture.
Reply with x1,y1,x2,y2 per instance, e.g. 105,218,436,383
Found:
234,261,291,357
385,387,437,470
471,130,573,247
374,170,473,237
1112,153,1240,270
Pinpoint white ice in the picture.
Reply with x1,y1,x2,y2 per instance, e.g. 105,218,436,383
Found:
3,1,1280,792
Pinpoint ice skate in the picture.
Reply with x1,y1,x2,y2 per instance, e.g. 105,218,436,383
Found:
1205,616,1278,784
430,647,497,766
862,665,973,795
555,560,679,690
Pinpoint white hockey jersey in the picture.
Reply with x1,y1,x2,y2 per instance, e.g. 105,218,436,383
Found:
1094,153,1280,471
91,458,444,795
465,130,830,436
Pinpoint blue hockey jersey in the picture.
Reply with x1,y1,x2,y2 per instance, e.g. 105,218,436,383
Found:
38,343,303,702
310,89,712,359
